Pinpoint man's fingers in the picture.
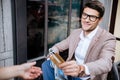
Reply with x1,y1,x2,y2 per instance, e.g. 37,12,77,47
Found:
59,60,76,68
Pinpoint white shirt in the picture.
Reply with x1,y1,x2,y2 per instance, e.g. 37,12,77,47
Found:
75,26,99,79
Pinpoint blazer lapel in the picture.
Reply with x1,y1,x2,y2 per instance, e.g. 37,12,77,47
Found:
84,27,103,62
67,29,82,61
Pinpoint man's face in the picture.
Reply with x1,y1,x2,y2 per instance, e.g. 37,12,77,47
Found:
81,7,102,34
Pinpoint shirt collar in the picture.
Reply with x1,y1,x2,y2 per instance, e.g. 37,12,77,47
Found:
80,26,99,40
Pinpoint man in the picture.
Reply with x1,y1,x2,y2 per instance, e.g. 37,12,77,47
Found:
0,62,42,80
42,0,116,80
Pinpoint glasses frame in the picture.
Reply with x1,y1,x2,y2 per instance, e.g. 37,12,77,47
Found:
82,12,100,22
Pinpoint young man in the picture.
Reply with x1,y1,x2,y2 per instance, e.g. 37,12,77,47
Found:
0,62,42,80
42,1,116,80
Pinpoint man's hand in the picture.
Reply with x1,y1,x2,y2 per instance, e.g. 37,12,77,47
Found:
59,60,85,77
19,62,42,79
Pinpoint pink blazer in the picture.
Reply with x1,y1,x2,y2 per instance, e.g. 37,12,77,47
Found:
52,27,116,80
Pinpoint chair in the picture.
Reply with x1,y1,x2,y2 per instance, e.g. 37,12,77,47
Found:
107,61,120,80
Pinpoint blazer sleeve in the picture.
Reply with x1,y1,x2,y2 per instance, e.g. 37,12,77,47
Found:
51,29,80,54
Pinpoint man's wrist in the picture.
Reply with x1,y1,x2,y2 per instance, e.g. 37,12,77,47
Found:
83,64,90,75
77,65,85,77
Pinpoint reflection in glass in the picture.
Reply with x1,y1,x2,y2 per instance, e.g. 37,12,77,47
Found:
47,0,81,48
27,1,45,59
71,0,81,31
48,0,68,48
27,0,82,60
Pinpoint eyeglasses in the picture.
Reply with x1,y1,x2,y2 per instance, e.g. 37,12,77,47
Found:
82,12,100,22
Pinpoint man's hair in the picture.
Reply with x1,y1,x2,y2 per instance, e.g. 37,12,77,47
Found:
83,0,105,18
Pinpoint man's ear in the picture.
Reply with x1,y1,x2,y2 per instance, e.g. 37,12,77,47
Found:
98,17,103,24
99,17,103,22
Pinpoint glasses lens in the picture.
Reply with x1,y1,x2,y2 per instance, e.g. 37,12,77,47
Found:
82,13,99,22
89,16,97,22
82,13,87,19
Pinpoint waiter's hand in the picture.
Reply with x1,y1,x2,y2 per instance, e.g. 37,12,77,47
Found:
58,60,85,77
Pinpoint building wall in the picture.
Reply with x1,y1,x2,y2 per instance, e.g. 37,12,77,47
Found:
0,0,13,67
114,0,120,62
99,0,113,30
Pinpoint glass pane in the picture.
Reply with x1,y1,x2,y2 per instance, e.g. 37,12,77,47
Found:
71,0,81,31
47,0,69,48
27,1,45,60
47,0,82,49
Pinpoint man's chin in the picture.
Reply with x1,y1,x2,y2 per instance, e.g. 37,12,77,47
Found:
82,27,89,31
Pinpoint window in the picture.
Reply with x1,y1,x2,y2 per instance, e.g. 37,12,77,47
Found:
27,0,82,60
